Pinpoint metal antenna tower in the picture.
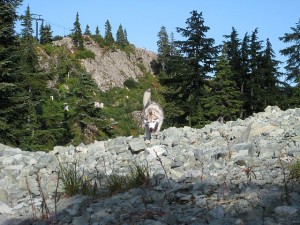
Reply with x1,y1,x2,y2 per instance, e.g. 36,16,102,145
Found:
31,14,44,40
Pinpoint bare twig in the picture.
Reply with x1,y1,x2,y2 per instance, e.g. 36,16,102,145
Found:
25,176,37,220
200,161,204,181
243,167,256,183
153,150,171,188
36,172,51,220
53,171,60,223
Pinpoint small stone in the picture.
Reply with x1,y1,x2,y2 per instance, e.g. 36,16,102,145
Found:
0,201,13,214
166,214,178,224
73,215,90,225
208,205,225,220
274,206,298,216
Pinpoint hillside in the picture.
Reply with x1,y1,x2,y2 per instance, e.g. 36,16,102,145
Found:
10,36,161,151
53,36,157,91
0,106,300,224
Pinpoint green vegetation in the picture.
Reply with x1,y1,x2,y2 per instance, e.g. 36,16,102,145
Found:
289,159,300,182
100,74,162,137
58,159,151,197
106,163,151,195
58,160,94,196
155,11,300,128
0,2,153,151
75,48,95,59
1,2,300,152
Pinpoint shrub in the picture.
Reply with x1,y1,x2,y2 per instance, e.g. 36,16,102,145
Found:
91,35,105,48
124,77,138,89
289,159,300,181
52,35,64,41
75,49,95,59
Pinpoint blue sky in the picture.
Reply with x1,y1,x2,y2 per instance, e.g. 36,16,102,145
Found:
16,0,300,66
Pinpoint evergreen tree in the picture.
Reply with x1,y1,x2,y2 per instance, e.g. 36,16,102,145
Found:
116,24,126,47
197,44,243,126
0,0,29,146
239,33,251,117
104,19,114,46
169,32,180,56
223,27,242,90
248,28,264,113
92,26,105,47
279,19,300,84
21,5,33,40
157,26,170,71
19,5,51,150
71,12,84,49
84,24,91,35
123,29,128,44
71,72,112,144
95,26,100,35
174,10,218,126
152,26,170,74
40,23,53,44
158,54,192,127
239,29,265,116
20,5,37,72
260,38,281,108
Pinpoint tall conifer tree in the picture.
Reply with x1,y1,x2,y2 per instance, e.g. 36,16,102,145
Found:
116,24,126,47
84,24,91,35
21,5,33,39
104,20,114,46
260,38,281,108
71,12,84,49
197,44,242,126
157,26,170,71
239,33,251,117
279,19,300,84
40,24,53,44
123,29,128,44
95,26,100,35
20,5,37,72
223,27,242,90
175,10,218,126
248,28,264,113
0,0,30,145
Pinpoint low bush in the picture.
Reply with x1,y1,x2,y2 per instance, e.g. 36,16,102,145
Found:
289,159,300,181
75,49,95,59
124,77,138,89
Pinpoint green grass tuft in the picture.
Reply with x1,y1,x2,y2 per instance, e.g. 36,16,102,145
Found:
58,160,94,196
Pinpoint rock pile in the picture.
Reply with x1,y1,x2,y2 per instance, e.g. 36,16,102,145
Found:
0,106,300,225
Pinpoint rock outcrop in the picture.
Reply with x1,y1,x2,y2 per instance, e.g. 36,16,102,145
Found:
1,106,300,224
53,37,157,91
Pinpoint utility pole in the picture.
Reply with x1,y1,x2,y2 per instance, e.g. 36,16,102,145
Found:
31,14,44,41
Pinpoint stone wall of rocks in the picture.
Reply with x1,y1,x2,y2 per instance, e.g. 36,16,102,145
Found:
0,106,300,224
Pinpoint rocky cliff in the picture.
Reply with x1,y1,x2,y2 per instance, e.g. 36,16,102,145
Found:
53,37,157,91
0,106,300,224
